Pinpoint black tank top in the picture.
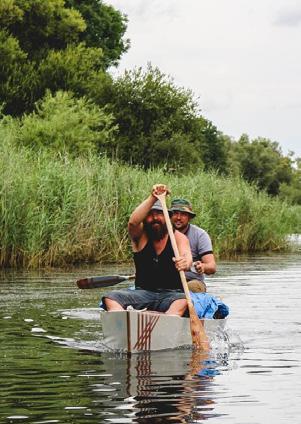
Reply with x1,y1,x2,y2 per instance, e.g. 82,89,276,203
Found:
134,237,183,291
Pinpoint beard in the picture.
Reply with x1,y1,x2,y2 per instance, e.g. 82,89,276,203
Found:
144,220,168,241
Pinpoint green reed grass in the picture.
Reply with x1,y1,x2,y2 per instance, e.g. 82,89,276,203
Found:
0,136,300,268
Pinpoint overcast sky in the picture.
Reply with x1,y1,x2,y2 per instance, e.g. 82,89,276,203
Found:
108,0,301,158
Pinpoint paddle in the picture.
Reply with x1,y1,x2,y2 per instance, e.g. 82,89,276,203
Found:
77,274,135,289
156,192,209,351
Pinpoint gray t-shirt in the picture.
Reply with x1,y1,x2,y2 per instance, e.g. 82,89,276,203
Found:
184,224,213,282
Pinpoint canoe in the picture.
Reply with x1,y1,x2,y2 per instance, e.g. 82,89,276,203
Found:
101,309,226,353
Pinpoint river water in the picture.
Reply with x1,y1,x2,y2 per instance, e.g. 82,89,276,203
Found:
1,248,301,423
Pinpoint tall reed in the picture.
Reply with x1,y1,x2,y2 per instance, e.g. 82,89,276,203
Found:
0,136,300,268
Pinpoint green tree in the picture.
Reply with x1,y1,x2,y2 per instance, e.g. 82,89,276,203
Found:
2,0,86,60
65,0,129,67
230,135,294,195
0,0,124,115
0,29,34,115
104,65,220,171
279,158,301,204
197,119,229,172
13,90,117,156
37,43,112,101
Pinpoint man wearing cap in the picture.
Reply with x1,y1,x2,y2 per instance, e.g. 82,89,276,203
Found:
169,198,216,292
102,184,192,316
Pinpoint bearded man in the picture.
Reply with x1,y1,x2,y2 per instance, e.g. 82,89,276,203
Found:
103,184,192,316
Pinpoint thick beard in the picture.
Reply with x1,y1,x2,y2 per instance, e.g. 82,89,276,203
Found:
144,221,168,241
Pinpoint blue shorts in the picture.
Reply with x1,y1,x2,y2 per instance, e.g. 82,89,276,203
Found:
102,288,186,313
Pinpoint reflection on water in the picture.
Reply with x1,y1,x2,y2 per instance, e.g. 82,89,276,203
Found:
89,350,222,423
0,252,301,423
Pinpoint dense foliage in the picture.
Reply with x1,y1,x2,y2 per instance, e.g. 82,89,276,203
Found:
0,0,126,114
227,134,296,197
65,0,129,67
100,65,229,173
12,90,117,155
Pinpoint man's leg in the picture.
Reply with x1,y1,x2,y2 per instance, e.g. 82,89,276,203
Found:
102,289,155,311
165,298,187,316
104,298,124,311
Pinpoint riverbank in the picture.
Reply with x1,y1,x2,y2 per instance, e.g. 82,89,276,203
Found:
1,140,300,268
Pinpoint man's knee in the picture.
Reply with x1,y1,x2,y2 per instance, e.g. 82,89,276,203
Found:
166,298,187,316
103,297,124,311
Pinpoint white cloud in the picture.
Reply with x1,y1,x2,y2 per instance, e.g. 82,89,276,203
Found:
273,4,301,27
109,0,178,20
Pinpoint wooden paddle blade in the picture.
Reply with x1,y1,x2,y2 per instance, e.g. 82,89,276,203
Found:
187,303,210,351
77,275,134,289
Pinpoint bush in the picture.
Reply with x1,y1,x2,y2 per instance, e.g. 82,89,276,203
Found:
15,90,117,156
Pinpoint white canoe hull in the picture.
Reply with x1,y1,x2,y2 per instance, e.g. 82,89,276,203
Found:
101,310,226,353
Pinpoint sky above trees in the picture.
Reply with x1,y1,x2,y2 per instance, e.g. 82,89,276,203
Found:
109,0,301,158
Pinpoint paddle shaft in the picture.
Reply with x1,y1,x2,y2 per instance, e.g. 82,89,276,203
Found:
77,274,135,289
156,194,193,302
156,193,209,350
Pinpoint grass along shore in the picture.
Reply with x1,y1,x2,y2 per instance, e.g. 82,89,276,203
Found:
1,139,300,268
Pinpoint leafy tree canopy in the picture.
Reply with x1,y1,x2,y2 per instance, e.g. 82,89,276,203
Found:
1,0,86,60
104,64,228,172
65,0,129,67
197,119,229,172
279,159,301,204
11,90,117,156
229,135,294,196
0,0,126,115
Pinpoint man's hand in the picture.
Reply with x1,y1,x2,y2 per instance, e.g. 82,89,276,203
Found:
194,261,206,274
173,254,190,272
152,184,171,198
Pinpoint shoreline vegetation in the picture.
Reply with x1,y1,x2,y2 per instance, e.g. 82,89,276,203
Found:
1,0,301,269
1,139,300,269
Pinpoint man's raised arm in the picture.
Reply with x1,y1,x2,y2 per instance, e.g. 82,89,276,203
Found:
128,184,170,242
